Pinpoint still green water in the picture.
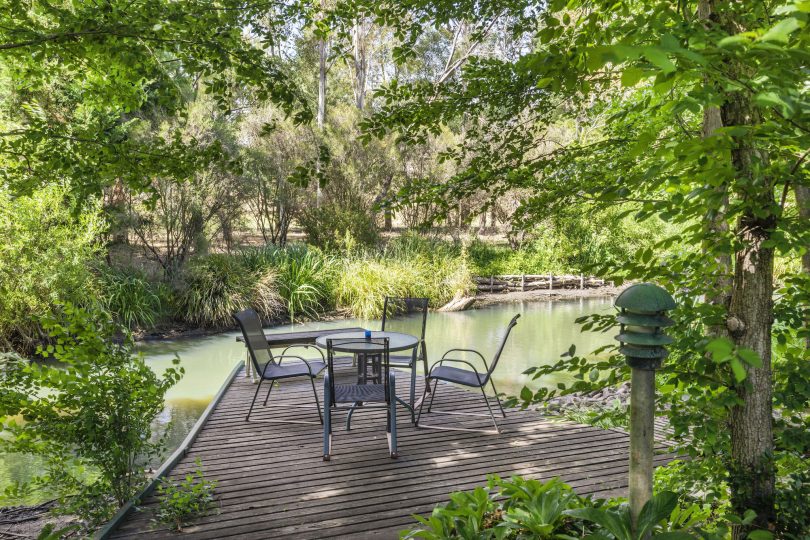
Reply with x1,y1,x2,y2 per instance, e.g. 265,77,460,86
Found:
0,297,613,503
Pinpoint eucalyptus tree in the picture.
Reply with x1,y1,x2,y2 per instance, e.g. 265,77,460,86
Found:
360,0,809,535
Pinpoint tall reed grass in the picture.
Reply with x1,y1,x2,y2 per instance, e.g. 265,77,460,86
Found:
334,235,474,319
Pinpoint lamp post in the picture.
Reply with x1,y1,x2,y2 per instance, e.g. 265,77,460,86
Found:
614,283,676,534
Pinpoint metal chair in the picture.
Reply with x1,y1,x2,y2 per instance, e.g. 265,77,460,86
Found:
323,337,398,460
380,297,430,409
417,314,520,434
234,309,326,424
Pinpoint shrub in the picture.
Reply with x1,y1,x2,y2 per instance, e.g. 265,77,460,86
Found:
174,254,283,328
298,201,379,251
95,266,170,330
0,305,183,526
0,186,104,352
154,459,218,532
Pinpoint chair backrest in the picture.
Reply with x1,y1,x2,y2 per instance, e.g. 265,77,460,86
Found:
486,314,521,378
325,337,391,405
381,297,429,338
233,309,273,375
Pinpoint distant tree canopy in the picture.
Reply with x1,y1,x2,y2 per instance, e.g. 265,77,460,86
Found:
0,0,312,200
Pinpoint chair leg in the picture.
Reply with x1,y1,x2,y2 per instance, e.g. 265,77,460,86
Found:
323,375,332,461
416,379,431,426
346,404,357,431
246,378,264,421
310,376,323,424
490,379,506,418
262,381,274,406
427,379,439,412
409,358,416,411
479,384,501,433
421,349,431,394
388,372,398,458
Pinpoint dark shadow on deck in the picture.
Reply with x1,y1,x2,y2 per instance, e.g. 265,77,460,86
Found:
108,365,673,539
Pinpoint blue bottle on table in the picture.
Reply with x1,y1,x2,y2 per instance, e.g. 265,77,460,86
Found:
364,329,371,340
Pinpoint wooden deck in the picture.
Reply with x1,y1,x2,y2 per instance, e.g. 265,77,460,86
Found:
108,364,674,539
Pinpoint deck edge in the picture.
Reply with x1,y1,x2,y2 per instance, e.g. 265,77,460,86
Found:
96,360,243,539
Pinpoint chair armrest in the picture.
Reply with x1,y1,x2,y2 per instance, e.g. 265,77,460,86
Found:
441,348,487,363
274,355,319,376
279,344,326,361
427,358,485,385
439,348,490,372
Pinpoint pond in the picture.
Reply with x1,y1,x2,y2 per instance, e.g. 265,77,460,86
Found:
0,297,614,504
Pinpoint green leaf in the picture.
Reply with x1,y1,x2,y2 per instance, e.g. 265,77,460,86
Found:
754,92,795,117
737,348,762,368
730,358,747,382
718,34,750,48
520,386,533,402
747,531,774,540
760,17,800,43
621,67,645,87
643,47,676,73
705,338,733,361
637,491,679,536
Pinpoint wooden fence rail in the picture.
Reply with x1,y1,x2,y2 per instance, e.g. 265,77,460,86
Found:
475,274,606,292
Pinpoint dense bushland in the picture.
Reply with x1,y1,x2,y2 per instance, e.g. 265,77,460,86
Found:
0,191,660,348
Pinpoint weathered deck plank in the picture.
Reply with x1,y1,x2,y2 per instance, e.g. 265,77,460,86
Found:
109,365,673,539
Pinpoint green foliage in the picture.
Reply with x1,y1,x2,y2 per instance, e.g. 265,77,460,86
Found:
36,523,81,540
402,476,707,540
174,254,283,328
0,304,183,526
154,459,218,532
0,0,311,201
336,234,474,319
774,467,810,539
238,244,336,322
95,266,170,330
0,186,104,352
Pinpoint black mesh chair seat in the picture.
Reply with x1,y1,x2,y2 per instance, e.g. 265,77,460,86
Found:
333,383,388,403
262,361,326,380
388,354,415,367
429,365,488,387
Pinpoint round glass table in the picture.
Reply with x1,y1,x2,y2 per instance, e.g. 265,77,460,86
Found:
315,330,418,353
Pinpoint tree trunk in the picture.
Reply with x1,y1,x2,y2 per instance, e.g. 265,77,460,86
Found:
699,0,732,332
727,215,775,537
352,20,368,111
316,34,327,207
722,88,776,536
795,183,810,348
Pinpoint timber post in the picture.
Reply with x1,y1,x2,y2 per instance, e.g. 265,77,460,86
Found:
614,283,675,535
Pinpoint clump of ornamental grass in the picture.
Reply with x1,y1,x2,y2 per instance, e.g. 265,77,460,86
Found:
95,265,170,330
174,254,282,328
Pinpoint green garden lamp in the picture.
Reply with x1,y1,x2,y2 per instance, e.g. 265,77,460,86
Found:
614,283,676,534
